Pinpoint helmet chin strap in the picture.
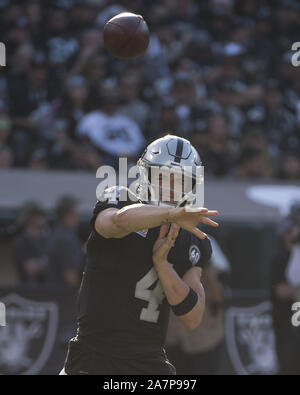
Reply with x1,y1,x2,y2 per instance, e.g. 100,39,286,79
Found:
176,190,197,208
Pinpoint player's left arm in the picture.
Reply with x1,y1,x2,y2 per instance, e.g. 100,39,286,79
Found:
153,224,205,330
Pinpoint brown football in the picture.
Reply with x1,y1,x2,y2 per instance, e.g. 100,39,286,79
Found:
103,12,150,59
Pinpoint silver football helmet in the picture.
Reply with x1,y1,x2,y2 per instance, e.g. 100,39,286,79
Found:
136,135,204,207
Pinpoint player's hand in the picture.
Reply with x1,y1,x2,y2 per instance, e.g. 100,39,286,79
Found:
152,223,180,267
168,207,219,240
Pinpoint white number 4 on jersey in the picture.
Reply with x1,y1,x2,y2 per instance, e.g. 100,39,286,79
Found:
135,268,165,323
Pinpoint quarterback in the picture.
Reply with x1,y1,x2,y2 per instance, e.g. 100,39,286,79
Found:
60,135,219,375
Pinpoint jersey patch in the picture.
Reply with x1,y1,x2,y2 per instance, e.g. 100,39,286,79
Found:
136,229,148,238
189,244,201,266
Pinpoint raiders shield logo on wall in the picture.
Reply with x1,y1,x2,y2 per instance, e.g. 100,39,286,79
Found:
225,301,279,375
0,293,58,375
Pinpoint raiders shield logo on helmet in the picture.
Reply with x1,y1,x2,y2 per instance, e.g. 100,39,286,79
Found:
0,293,58,375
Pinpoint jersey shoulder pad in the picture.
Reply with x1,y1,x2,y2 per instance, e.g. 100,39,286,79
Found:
91,186,141,228
99,185,140,205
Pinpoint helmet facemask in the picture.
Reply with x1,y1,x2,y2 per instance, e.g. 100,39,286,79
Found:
136,158,204,208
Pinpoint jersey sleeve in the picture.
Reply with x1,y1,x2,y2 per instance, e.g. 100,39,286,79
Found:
190,234,212,268
91,199,120,229
90,186,140,229
168,230,212,276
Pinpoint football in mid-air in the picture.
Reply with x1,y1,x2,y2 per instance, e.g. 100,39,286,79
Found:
103,12,150,59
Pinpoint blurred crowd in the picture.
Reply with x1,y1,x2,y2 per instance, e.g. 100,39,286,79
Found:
12,197,84,288
0,0,299,179
271,202,300,374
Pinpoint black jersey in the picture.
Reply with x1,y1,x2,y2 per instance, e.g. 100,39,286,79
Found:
76,187,212,358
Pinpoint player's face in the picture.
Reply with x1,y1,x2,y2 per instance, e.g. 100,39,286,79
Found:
158,173,185,206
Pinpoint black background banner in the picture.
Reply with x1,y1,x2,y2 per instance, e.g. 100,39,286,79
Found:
0,287,280,375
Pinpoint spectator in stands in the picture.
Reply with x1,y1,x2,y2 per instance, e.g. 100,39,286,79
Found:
12,202,49,284
0,113,12,147
264,81,296,151
234,147,268,179
0,112,13,168
170,74,197,136
76,82,145,166
83,56,108,107
145,97,178,141
8,59,56,128
47,196,83,289
46,7,79,70
47,119,102,171
58,76,89,139
0,146,12,168
67,28,103,81
117,73,150,129
28,148,48,170
241,123,275,178
277,151,300,180
200,113,236,177
47,120,77,170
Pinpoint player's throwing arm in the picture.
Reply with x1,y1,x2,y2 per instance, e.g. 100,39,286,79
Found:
95,204,218,240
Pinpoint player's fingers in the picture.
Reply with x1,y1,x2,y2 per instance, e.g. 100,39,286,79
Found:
173,225,180,240
169,223,180,237
184,207,208,214
200,217,219,227
156,225,179,257
201,210,219,217
168,223,180,245
158,234,174,257
158,224,169,239
189,227,207,240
